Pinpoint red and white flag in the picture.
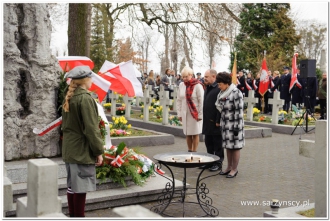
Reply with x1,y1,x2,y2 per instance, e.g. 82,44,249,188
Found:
89,72,111,102
289,53,302,92
107,61,143,97
259,57,269,96
57,56,94,72
57,56,111,102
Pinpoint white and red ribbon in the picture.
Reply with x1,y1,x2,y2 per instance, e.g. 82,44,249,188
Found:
33,117,62,136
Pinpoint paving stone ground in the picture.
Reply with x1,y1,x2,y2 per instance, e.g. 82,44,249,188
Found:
85,130,316,218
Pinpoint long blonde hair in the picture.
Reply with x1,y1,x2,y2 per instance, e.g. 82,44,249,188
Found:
63,78,91,112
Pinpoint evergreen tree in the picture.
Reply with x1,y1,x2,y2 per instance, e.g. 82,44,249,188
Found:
231,3,300,75
90,4,106,72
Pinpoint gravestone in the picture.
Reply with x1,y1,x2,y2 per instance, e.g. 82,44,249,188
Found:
147,85,156,99
159,90,171,125
16,158,65,217
123,94,133,119
135,96,141,107
110,92,119,116
244,90,259,121
3,165,13,215
172,87,178,111
314,120,327,217
268,91,284,124
141,88,151,122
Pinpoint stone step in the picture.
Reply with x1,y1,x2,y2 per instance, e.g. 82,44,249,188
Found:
5,173,186,217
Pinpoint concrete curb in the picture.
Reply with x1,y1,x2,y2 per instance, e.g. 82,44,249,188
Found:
264,202,315,218
245,121,315,135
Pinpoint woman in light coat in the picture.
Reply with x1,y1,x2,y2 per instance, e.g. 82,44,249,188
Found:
177,66,204,152
215,72,244,178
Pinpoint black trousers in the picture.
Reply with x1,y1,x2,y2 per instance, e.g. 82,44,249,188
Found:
204,134,224,164
283,100,290,112
319,99,327,118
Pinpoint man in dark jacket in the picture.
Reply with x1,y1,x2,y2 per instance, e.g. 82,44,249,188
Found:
237,71,246,96
272,66,292,112
202,69,223,172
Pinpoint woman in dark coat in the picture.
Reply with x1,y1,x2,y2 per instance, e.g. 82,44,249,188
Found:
215,72,245,178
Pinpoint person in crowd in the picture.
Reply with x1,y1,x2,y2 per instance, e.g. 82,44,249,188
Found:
291,66,303,109
142,72,148,82
317,72,327,119
301,73,318,114
246,72,254,91
237,71,246,96
176,74,182,86
62,66,104,217
161,68,174,99
254,73,261,110
196,72,204,84
263,70,272,114
272,66,292,112
215,72,244,178
146,70,155,90
155,75,161,86
177,66,204,152
267,70,281,113
201,69,224,172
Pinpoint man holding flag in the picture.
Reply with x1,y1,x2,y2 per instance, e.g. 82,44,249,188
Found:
290,53,303,108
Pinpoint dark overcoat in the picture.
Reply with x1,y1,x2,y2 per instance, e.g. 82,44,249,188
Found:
273,73,292,101
291,74,303,105
202,82,221,135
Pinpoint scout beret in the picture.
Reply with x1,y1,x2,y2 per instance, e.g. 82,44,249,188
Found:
64,66,93,79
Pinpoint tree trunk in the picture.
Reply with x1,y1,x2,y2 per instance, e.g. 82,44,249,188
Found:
171,24,178,75
182,28,193,68
68,3,90,56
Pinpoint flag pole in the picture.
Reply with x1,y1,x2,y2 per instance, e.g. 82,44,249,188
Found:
261,50,266,113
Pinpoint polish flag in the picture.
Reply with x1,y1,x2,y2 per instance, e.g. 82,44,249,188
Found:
88,72,111,102
259,57,269,96
107,61,143,97
57,56,94,71
289,53,302,92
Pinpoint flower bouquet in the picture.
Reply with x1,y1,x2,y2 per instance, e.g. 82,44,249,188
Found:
110,116,131,137
98,116,108,144
154,106,163,118
96,142,154,187
103,103,111,111
253,107,260,117
168,115,182,126
116,105,126,115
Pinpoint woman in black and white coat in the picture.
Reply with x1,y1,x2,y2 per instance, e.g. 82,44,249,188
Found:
215,72,245,178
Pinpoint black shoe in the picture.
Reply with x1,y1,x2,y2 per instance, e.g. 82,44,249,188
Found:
226,171,238,178
219,170,231,175
209,165,221,172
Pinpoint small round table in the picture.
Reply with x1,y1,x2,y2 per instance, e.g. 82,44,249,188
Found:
150,151,220,217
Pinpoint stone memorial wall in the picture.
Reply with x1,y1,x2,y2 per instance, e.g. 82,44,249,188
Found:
3,3,62,160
